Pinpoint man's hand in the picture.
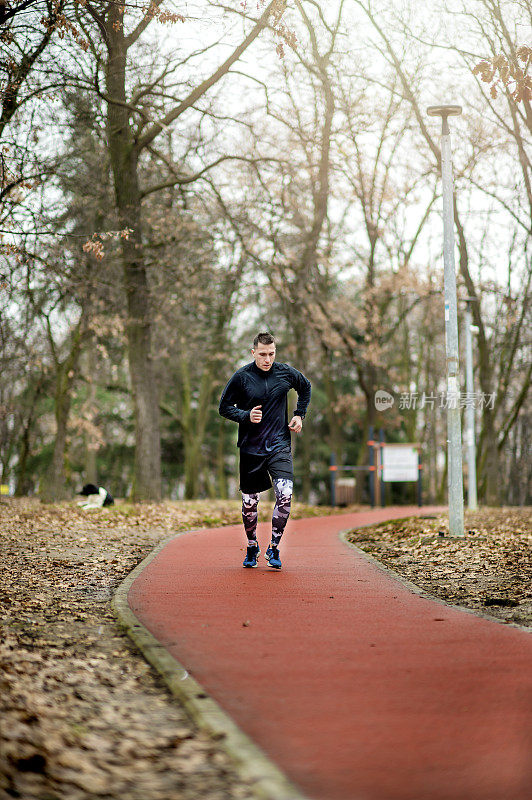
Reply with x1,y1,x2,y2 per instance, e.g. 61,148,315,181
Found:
250,405,262,423
288,415,303,433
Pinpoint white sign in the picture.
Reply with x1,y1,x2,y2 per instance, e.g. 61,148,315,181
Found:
382,445,418,482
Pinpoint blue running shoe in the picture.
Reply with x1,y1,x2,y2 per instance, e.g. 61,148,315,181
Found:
265,545,282,569
243,543,260,568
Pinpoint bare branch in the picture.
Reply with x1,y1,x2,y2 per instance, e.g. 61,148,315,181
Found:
140,155,284,198
136,0,283,150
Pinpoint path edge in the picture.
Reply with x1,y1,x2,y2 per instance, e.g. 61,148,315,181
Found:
339,525,531,634
111,531,309,800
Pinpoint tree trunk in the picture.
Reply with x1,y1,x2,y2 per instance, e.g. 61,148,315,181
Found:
105,22,161,500
15,423,32,496
292,326,311,503
40,316,85,502
216,421,227,499
478,408,501,505
84,343,98,485
0,426,15,487
40,365,74,503
177,348,214,499
183,433,200,499
355,362,378,504
298,427,312,503
40,375,71,502
14,377,44,496
322,348,342,465
125,252,162,500
428,418,438,505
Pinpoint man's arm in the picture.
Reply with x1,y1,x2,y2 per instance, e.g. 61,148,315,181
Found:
288,367,311,433
290,367,311,419
219,373,251,424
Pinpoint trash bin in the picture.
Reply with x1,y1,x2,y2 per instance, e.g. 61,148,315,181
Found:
336,477,356,506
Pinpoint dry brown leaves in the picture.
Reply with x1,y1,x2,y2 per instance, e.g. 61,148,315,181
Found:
4,498,523,799
347,507,531,627
0,500,254,799
0,497,344,799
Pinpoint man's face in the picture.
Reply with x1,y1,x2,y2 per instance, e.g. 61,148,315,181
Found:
252,341,276,371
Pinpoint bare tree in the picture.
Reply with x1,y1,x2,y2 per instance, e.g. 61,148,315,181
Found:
351,0,531,504
70,0,286,500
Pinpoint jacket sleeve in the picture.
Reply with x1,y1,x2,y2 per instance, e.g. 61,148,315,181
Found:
219,373,251,424
289,367,311,418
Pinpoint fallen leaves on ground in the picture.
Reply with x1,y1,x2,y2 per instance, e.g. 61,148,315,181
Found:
347,507,531,627
4,497,523,799
0,497,354,800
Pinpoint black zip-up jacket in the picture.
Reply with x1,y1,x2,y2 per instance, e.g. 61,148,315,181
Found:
219,361,311,455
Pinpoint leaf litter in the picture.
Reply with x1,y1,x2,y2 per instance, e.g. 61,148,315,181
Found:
347,507,531,627
3,498,527,799
0,496,352,800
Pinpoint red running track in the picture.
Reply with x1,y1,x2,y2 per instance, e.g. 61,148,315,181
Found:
128,507,532,800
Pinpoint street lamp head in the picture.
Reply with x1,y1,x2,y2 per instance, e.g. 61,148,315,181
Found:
427,104,462,134
427,105,462,117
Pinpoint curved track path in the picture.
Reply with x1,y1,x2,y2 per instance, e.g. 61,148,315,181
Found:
128,507,532,800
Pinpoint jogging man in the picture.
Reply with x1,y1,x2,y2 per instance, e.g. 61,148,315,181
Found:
219,332,311,570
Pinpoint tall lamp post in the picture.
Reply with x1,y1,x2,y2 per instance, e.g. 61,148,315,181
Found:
464,297,478,510
427,104,464,536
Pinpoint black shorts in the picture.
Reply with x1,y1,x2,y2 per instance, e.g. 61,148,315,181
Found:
239,447,293,494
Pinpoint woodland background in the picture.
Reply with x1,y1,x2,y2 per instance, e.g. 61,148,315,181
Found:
0,0,530,506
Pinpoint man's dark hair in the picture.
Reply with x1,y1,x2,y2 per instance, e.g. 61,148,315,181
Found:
253,332,275,348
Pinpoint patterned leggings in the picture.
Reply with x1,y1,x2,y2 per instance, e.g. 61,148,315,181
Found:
241,478,293,547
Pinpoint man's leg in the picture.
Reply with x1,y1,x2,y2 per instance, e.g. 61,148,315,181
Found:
271,478,293,548
242,492,260,568
241,492,260,545
265,478,293,569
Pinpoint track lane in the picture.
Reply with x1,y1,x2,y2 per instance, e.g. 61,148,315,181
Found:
128,506,532,800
